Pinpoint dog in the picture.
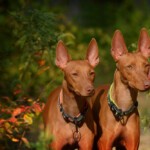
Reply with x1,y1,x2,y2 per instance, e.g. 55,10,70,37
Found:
43,38,100,150
92,28,150,150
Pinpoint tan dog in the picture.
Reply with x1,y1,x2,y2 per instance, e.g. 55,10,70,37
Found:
43,39,99,150
92,28,150,150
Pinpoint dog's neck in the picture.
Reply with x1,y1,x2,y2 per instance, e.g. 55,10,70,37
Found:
111,69,138,111
61,80,88,116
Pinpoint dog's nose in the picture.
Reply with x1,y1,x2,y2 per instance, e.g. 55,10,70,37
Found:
144,81,150,89
87,86,95,95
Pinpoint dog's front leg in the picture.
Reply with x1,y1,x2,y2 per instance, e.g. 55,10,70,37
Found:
124,132,140,150
78,134,94,150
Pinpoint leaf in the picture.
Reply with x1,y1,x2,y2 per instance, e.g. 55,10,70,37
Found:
0,119,5,125
13,89,22,95
4,122,12,134
1,108,12,114
58,32,75,40
12,138,19,142
5,128,13,134
0,128,4,134
37,66,50,75
21,137,30,148
14,127,19,133
32,103,42,115
6,134,12,139
8,117,17,123
27,98,33,103
38,59,46,67
23,114,33,125
12,108,22,117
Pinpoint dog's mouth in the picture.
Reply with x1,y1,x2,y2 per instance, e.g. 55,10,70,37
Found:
74,90,95,97
129,82,150,92
139,89,148,92
88,90,95,96
68,84,95,97
139,87,150,92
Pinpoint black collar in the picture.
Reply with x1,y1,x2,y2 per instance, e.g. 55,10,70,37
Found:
58,91,88,127
107,84,138,120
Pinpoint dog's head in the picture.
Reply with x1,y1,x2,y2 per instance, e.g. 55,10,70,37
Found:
55,39,100,97
111,28,150,91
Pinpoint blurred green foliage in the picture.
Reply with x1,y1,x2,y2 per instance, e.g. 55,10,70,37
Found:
0,4,60,149
0,0,150,149
1,9,60,99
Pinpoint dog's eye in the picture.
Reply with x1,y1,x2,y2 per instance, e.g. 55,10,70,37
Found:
89,71,95,76
72,72,78,76
145,63,150,68
126,65,133,70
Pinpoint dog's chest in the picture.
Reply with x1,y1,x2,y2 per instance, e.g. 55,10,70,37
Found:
61,123,81,144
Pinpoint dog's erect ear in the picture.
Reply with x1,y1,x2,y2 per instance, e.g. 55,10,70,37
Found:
111,30,128,61
137,28,150,58
55,40,71,69
86,38,100,67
